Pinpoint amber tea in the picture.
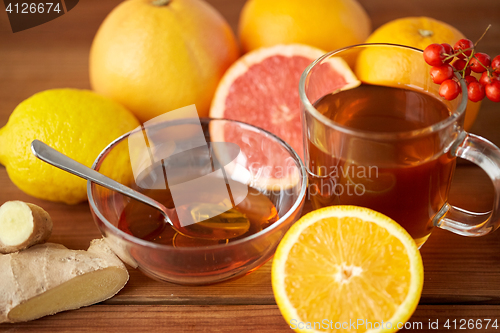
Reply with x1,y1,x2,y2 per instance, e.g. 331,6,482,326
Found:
308,84,455,245
118,179,279,248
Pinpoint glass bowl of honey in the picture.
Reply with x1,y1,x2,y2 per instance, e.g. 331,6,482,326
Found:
87,117,307,285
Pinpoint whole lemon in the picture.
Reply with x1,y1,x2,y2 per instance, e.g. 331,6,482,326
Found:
89,0,240,123
360,17,480,131
238,0,371,53
0,89,140,204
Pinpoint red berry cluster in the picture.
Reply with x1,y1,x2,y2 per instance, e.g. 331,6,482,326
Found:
423,33,500,103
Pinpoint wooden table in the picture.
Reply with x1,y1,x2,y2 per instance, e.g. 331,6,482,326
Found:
1,0,500,331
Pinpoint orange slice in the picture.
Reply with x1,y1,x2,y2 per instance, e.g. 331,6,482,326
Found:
272,205,423,333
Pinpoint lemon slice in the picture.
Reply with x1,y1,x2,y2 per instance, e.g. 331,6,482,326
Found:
272,205,423,333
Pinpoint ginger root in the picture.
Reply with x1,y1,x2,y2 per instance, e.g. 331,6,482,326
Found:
0,238,129,323
0,201,53,254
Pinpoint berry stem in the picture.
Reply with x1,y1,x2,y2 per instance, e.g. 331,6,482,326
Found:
444,54,455,62
474,24,491,48
463,53,473,77
458,25,491,78
455,48,474,58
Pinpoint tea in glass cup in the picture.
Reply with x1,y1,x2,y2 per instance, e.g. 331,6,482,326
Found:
88,118,307,285
299,44,500,248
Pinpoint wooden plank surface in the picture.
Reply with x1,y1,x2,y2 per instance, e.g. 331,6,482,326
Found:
1,0,500,331
2,165,499,307
4,305,500,332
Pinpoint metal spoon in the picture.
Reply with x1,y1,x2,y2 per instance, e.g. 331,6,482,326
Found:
30,140,250,240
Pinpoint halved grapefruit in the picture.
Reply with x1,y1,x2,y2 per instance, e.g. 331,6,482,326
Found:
210,44,360,189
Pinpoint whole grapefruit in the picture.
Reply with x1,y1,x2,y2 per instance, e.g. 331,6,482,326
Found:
362,17,480,131
90,0,240,122
238,0,371,53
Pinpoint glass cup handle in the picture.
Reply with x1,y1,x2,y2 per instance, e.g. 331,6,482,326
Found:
435,132,500,236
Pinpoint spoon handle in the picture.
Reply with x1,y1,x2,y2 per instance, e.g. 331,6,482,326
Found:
30,140,171,222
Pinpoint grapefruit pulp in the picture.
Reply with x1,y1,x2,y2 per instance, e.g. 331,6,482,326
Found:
210,44,360,188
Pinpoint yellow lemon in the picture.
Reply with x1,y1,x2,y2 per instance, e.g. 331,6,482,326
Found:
358,17,479,130
238,0,371,53
272,205,423,333
0,89,140,204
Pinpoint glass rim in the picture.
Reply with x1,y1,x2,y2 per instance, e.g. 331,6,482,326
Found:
299,43,469,140
87,117,308,251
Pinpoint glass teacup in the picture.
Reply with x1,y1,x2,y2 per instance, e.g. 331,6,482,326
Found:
299,43,500,248
88,118,307,285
